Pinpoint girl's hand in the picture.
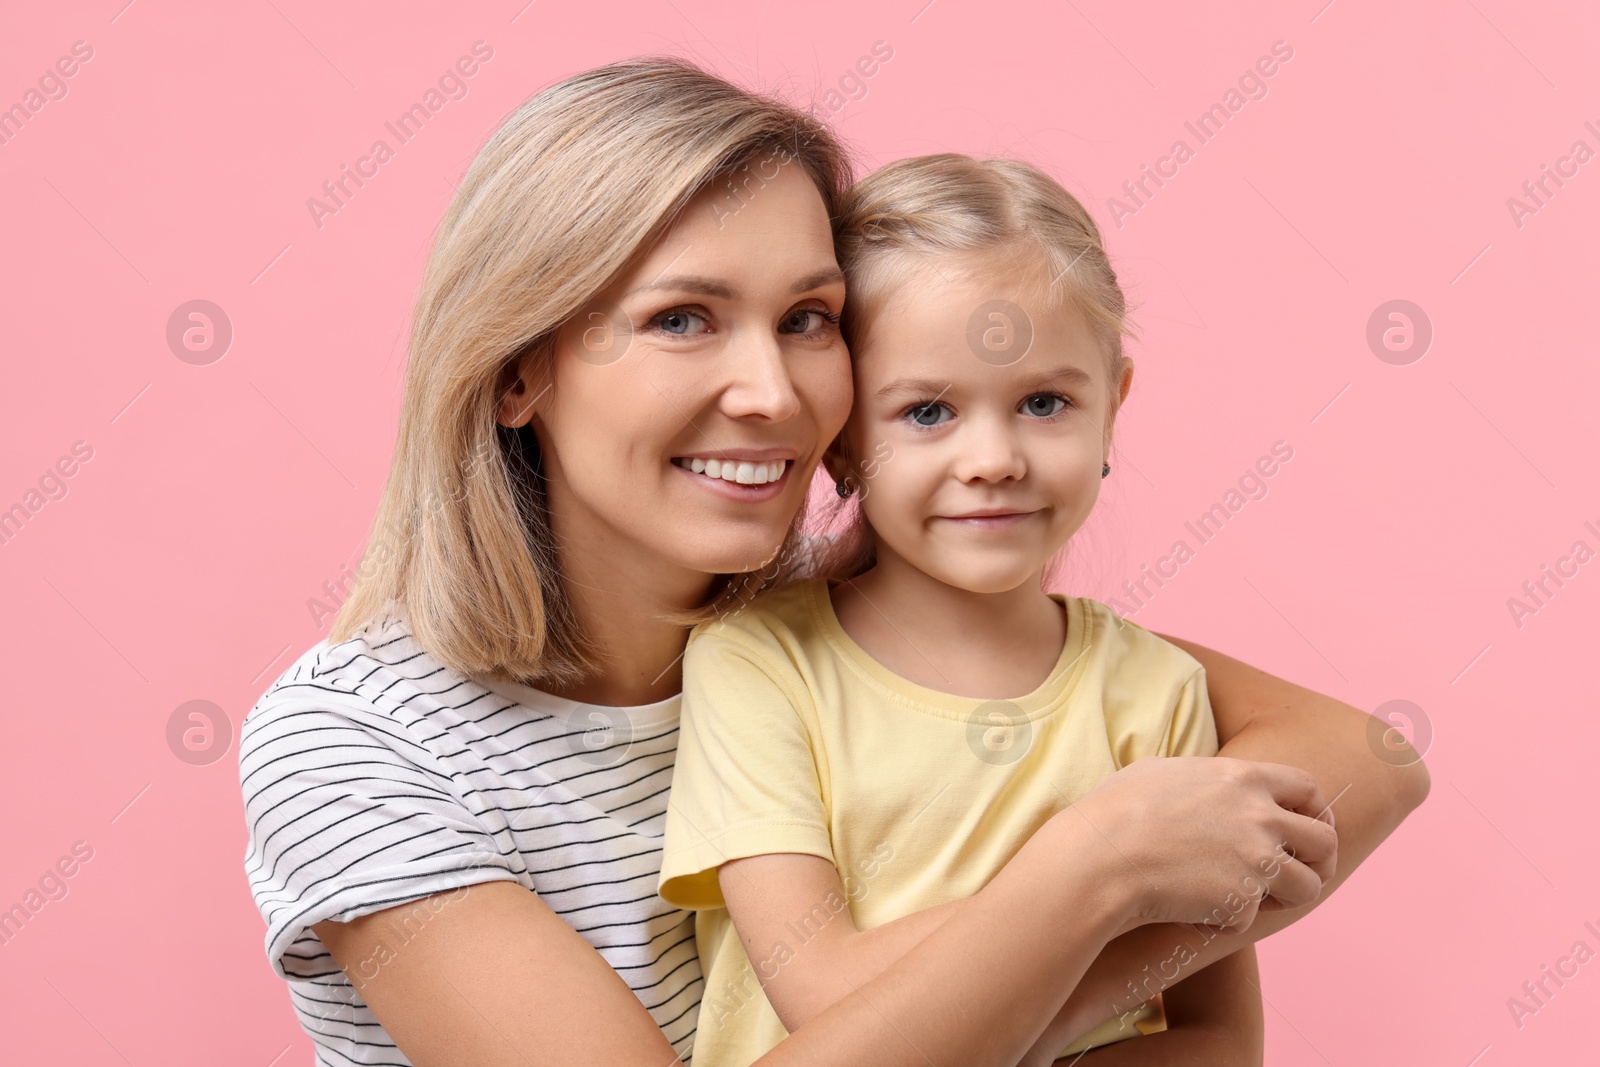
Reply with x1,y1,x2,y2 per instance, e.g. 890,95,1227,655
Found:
1066,755,1337,934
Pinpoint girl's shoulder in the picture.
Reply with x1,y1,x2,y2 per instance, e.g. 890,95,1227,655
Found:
1062,595,1205,680
688,577,832,664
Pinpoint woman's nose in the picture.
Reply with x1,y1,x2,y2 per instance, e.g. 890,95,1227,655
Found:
718,329,802,422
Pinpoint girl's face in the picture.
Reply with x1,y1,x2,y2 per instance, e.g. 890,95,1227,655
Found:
499,163,852,589
829,253,1132,595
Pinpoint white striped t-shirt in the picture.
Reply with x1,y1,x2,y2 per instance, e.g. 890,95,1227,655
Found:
239,608,702,1065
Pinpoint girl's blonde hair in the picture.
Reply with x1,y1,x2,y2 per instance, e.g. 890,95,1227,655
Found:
818,152,1137,583
329,56,853,688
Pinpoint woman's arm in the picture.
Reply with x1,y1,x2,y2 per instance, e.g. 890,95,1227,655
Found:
315,756,1335,1067
1174,633,1432,871
315,881,686,1065
1060,946,1264,1066
314,807,1132,1067
1041,636,1431,1043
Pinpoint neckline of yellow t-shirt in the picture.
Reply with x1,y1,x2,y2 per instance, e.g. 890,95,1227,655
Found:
805,579,1095,722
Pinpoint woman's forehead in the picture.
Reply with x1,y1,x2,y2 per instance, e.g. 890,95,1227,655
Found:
644,164,839,274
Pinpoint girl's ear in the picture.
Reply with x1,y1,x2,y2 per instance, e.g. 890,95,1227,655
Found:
495,355,545,429
1103,358,1135,448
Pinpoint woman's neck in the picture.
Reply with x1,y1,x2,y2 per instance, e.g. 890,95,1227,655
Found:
539,516,713,708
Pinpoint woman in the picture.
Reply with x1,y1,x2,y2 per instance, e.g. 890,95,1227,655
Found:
239,56,1427,1066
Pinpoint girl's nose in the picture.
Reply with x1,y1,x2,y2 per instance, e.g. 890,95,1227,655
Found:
952,413,1027,483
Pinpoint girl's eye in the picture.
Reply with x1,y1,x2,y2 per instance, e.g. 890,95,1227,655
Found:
780,308,842,335
1022,393,1069,418
649,308,711,336
904,401,952,428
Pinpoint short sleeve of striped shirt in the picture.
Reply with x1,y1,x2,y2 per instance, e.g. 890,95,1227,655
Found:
238,612,702,1064
241,695,518,980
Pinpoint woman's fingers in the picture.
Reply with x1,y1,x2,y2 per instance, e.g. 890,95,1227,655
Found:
1254,810,1338,911
1241,759,1329,825
1254,850,1323,911
1238,760,1339,908
1076,755,1342,932
1280,808,1339,884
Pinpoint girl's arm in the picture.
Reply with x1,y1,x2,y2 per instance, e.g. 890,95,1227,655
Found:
1037,636,1432,1044
314,756,1334,1067
710,756,1331,1052
715,856,1268,1067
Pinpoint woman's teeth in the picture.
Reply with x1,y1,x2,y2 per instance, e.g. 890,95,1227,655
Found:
675,457,789,485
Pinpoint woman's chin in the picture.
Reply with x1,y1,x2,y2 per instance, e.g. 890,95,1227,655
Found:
678,528,794,580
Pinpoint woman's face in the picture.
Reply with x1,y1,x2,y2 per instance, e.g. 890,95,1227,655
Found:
500,162,853,590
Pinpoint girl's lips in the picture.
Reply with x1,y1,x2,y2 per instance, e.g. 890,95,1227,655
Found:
937,511,1038,530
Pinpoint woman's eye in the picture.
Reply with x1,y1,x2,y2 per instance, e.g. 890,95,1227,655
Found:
1022,394,1069,418
779,308,839,334
905,401,952,427
650,309,710,336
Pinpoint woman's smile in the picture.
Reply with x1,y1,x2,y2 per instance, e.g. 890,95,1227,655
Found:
671,453,795,500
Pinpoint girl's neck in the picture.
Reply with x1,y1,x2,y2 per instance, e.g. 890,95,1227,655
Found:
830,550,1067,700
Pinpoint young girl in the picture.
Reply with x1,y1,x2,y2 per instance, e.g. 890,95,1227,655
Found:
659,153,1271,1064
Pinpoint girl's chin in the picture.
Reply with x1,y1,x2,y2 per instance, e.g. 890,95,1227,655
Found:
919,554,1047,596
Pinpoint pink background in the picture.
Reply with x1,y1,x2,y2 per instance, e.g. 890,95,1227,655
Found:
2,0,1595,1062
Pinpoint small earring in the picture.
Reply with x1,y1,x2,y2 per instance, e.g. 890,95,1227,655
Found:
836,478,855,499
1101,462,1111,479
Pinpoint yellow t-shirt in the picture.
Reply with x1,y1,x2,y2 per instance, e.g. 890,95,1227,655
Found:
659,579,1218,1066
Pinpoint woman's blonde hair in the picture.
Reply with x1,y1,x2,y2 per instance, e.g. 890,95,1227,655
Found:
329,56,853,688
818,152,1137,583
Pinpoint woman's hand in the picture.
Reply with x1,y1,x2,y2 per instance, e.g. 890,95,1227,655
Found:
1068,755,1338,935
1035,639,1430,1052
1015,758,1330,1064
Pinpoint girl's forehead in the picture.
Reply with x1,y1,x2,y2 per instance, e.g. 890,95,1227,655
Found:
853,290,1101,386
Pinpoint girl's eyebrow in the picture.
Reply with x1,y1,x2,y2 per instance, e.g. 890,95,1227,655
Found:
1024,365,1095,389
874,365,1094,401
875,376,952,401
624,266,845,301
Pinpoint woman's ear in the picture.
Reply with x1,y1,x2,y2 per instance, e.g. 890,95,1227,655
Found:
820,434,853,486
495,355,545,429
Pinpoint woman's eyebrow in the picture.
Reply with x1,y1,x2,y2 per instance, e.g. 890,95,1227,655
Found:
790,266,846,294
623,266,844,301
625,275,737,299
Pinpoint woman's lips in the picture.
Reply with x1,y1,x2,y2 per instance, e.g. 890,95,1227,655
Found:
671,456,792,500
672,456,790,485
